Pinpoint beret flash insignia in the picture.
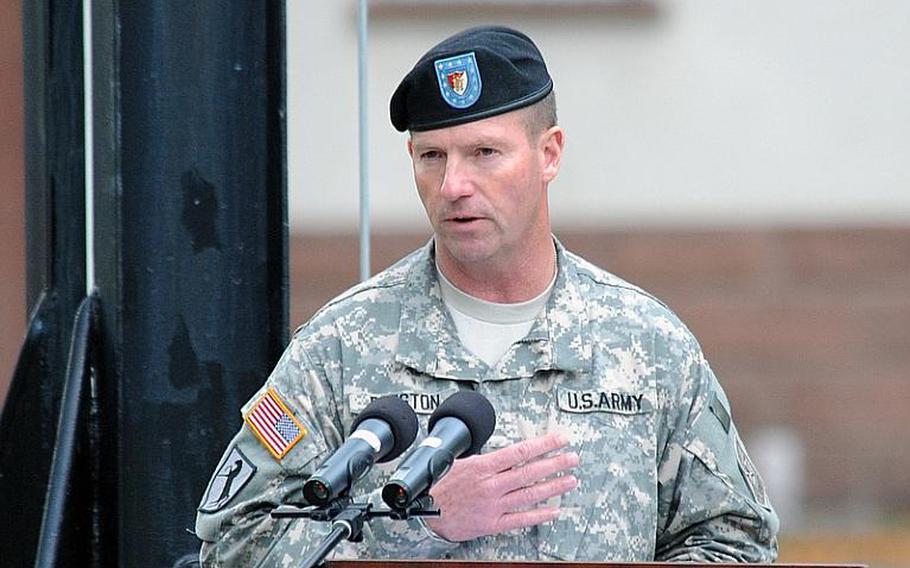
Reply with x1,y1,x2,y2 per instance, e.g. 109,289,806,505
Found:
434,52,482,109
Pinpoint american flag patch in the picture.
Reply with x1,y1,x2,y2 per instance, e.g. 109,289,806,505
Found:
244,388,306,460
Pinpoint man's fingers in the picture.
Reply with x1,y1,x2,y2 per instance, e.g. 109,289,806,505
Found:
495,451,579,493
426,434,578,542
494,507,562,534
478,432,570,474
501,474,578,511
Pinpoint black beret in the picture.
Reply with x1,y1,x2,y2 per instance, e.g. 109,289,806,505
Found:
390,26,553,132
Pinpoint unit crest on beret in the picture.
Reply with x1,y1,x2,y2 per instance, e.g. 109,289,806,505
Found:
390,25,553,132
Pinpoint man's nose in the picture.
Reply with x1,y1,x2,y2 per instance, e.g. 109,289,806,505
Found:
439,157,474,201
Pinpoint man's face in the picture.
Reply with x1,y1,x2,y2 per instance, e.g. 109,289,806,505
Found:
408,109,562,270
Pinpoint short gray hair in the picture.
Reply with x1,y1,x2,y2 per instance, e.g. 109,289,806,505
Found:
522,90,558,139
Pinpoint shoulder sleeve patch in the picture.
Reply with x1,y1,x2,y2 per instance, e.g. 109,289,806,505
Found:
198,445,257,513
736,435,772,508
244,387,307,460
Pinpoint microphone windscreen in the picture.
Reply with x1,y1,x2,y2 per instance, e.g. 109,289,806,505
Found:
428,390,496,456
351,395,419,462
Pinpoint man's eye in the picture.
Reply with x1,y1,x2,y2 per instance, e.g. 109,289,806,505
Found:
420,150,442,160
476,147,498,157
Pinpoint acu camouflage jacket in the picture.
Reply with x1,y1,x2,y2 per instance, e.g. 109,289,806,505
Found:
196,239,779,566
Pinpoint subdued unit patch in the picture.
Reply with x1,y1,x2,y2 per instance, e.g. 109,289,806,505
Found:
198,446,256,513
736,435,770,508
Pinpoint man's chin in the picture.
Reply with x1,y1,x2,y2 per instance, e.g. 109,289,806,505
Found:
436,236,497,266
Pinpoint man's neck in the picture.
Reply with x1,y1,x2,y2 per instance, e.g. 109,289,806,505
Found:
435,238,557,303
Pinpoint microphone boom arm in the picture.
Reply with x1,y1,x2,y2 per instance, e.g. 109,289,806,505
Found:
271,496,440,568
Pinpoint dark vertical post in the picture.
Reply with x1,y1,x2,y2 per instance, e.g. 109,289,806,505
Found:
91,2,288,566
0,0,85,565
22,0,86,315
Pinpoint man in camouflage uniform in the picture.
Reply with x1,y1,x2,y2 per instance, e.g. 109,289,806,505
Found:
196,26,779,566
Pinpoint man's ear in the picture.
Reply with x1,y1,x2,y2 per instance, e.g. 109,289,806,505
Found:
540,126,565,184
406,137,414,159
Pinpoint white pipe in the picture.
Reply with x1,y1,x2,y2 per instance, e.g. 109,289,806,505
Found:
357,0,371,281
83,0,95,294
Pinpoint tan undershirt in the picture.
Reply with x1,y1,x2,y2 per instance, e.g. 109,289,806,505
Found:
436,264,556,368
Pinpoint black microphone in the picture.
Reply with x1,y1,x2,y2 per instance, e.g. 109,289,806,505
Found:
303,396,418,507
381,390,496,511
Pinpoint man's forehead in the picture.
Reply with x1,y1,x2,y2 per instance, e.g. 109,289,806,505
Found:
409,109,527,146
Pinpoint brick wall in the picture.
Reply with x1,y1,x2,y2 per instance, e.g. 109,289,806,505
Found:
290,228,910,524
0,0,25,401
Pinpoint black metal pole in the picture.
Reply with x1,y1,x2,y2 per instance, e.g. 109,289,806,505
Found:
91,1,288,566
34,295,99,568
300,524,352,568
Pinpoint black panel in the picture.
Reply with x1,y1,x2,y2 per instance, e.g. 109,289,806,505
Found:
91,1,288,565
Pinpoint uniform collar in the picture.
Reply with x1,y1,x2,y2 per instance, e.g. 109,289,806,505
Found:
394,238,593,380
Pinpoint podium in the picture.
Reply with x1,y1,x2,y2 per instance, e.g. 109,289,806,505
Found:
329,562,867,568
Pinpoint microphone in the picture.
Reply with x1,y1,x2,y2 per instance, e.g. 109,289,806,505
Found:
303,395,418,507
382,390,496,511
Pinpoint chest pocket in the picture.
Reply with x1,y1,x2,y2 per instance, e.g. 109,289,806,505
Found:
538,384,659,561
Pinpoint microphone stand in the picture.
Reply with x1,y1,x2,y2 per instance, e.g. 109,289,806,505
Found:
271,493,439,568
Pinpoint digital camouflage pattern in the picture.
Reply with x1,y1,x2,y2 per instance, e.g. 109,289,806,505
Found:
196,240,779,566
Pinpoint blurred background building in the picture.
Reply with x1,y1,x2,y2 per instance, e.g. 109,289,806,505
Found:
2,1,909,566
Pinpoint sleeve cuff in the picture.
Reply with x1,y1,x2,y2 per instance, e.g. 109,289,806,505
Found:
415,516,459,547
